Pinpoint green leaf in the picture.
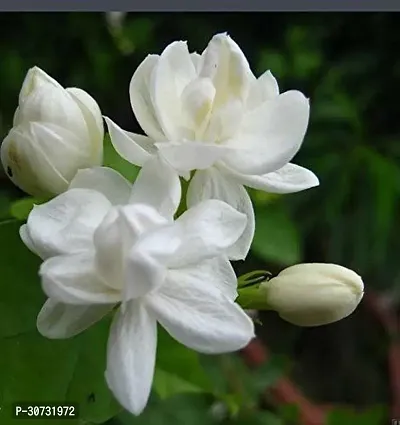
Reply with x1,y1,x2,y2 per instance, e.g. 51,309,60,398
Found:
154,328,211,399
0,221,121,424
103,134,140,183
115,394,216,425
251,204,301,266
10,197,46,221
153,369,203,400
0,331,81,425
65,318,122,424
0,220,44,338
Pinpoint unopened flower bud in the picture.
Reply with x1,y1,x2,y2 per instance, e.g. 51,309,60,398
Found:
262,263,364,327
1,66,104,197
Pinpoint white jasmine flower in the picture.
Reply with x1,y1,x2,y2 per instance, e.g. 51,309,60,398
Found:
262,263,364,326
21,156,255,414
105,32,319,260
1,66,103,197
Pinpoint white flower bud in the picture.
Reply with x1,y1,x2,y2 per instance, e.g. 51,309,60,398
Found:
262,263,364,327
1,67,104,197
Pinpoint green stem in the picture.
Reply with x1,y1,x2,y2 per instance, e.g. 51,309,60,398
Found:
236,284,271,310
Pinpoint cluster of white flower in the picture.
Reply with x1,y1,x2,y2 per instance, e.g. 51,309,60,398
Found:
0,33,364,415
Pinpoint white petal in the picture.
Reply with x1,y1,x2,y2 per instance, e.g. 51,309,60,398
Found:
69,167,131,205
152,41,196,140
1,126,69,197
129,54,166,141
66,87,104,163
224,90,310,175
168,256,238,301
170,199,247,267
129,155,181,219
20,83,89,141
93,205,168,291
200,33,252,107
246,70,279,110
105,301,157,415
104,117,153,166
37,299,114,339
228,163,319,194
19,224,41,258
26,188,111,258
124,223,181,300
187,168,254,261
181,77,215,137
203,99,244,142
156,142,231,173
29,121,98,180
40,252,121,304
147,277,254,354
19,66,63,104
190,52,203,73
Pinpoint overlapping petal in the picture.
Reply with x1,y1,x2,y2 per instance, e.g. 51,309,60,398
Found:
223,90,310,175
147,276,254,354
26,188,111,258
156,142,231,173
199,33,252,107
152,41,196,140
93,205,168,290
129,155,181,219
40,252,121,304
37,299,114,339
187,168,255,260
167,256,238,301
104,117,154,166
69,167,131,205
129,54,167,141
169,199,247,267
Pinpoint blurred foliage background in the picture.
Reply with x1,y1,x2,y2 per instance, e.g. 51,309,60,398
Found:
0,11,399,425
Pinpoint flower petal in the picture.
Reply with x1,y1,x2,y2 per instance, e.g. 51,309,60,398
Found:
187,168,254,260
246,70,279,110
104,117,153,166
105,300,157,415
199,33,252,107
129,54,166,141
69,167,131,205
203,99,244,142
66,87,104,163
156,142,231,173
124,223,181,300
181,77,215,138
19,224,41,258
20,83,89,142
29,121,98,180
147,276,254,354
152,41,196,140
19,66,63,104
224,90,310,175
1,125,69,197
93,205,168,291
228,163,319,194
40,252,121,304
26,188,111,258
170,198,247,267
37,298,114,339
129,155,181,219
168,256,238,301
